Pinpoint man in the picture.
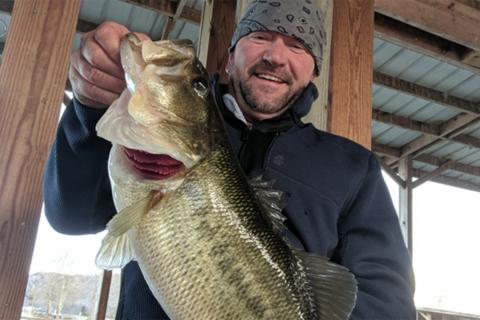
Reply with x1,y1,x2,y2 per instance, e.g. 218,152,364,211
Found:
44,1,416,319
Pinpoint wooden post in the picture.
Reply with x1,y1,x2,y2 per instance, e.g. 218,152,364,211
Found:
302,0,333,131
96,270,112,320
327,0,374,149
398,156,413,253
203,0,236,84
0,0,80,318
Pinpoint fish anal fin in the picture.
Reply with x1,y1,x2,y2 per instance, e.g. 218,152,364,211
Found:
293,250,358,320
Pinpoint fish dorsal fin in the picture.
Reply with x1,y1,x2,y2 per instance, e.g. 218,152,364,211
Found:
95,192,155,269
249,175,286,235
293,249,358,320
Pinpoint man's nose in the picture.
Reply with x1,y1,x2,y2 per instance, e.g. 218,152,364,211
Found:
262,39,287,66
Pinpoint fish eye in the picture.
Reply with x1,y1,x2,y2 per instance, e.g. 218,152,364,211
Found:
192,77,208,95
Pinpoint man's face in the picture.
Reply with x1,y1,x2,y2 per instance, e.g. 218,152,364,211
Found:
227,31,316,122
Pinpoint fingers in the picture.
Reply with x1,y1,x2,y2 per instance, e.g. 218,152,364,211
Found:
70,21,135,109
69,63,121,108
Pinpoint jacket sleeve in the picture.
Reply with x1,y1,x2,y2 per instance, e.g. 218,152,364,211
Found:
43,98,116,235
333,154,416,320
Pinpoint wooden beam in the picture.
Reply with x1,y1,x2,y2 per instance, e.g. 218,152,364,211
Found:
372,109,439,135
328,0,374,149
204,0,236,84
197,0,214,66
416,153,480,177
372,109,480,149
0,1,81,319
374,72,480,115
379,158,406,188
374,0,480,51
383,113,480,165
411,160,453,188
373,142,480,178
373,12,478,74
161,0,187,39
120,0,201,24
95,270,112,320
161,16,175,40
412,168,480,192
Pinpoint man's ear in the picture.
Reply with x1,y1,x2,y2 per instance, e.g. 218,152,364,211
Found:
225,51,234,74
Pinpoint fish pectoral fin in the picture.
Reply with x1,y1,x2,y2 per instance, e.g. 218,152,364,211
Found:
293,250,358,320
95,233,135,269
95,192,159,270
107,192,157,237
249,175,286,235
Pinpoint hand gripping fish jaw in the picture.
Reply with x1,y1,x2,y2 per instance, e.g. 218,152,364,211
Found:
95,34,358,320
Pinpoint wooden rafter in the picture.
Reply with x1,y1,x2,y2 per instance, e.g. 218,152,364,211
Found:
411,160,453,188
373,142,480,178
373,13,478,73
379,157,406,188
372,109,480,150
120,0,201,24
413,168,480,192
373,72,480,115
161,0,186,39
374,0,480,51
396,114,480,163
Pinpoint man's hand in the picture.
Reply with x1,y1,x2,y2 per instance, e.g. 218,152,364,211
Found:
69,21,149,109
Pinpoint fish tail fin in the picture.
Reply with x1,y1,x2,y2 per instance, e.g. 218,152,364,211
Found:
293,250,358,320
96,192,157,269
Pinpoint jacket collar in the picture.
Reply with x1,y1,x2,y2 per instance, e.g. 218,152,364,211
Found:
211,74,318,132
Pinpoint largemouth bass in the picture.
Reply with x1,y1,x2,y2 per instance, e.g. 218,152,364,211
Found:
95,34,357,320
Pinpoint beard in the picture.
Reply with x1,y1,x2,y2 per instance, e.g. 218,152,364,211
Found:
237,62,301,115
239,80,297,115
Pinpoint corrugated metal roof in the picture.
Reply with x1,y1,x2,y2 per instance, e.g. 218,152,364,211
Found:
73,0,202,50
373,36,480,190
1,1,479,191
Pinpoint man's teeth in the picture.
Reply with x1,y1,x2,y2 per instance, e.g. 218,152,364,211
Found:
257,73,283,83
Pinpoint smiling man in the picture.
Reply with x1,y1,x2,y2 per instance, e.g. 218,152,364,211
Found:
43,0,416,319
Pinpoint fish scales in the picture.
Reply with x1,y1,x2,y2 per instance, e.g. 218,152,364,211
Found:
95,34,357,320
133,147,311,319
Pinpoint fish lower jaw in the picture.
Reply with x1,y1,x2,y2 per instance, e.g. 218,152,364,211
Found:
123,146,186,181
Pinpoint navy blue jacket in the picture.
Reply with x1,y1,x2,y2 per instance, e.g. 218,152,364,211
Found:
43,81,416,319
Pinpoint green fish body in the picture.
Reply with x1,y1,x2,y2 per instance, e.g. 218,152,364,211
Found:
95,34,357,320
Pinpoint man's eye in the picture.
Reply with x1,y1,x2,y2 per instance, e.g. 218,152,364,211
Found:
290,44,307,53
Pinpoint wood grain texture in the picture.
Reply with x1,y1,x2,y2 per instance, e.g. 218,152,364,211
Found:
375,0,480,51
96,271,112,320
205,0,236,84
0,0,80,318
328,0,374,149
120,0,201,24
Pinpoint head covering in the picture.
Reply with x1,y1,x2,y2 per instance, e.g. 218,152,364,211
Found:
230,0,327,75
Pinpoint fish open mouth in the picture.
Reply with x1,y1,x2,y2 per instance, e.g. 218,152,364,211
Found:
123,147,185,180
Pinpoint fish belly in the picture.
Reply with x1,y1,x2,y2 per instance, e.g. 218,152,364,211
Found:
131,148,304,320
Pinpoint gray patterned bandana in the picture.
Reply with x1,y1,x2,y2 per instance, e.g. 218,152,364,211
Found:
230,0,327,75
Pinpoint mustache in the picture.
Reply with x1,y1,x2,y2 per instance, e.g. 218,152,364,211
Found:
247,61,292,85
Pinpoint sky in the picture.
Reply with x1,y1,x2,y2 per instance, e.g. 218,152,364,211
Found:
29,173,480,315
